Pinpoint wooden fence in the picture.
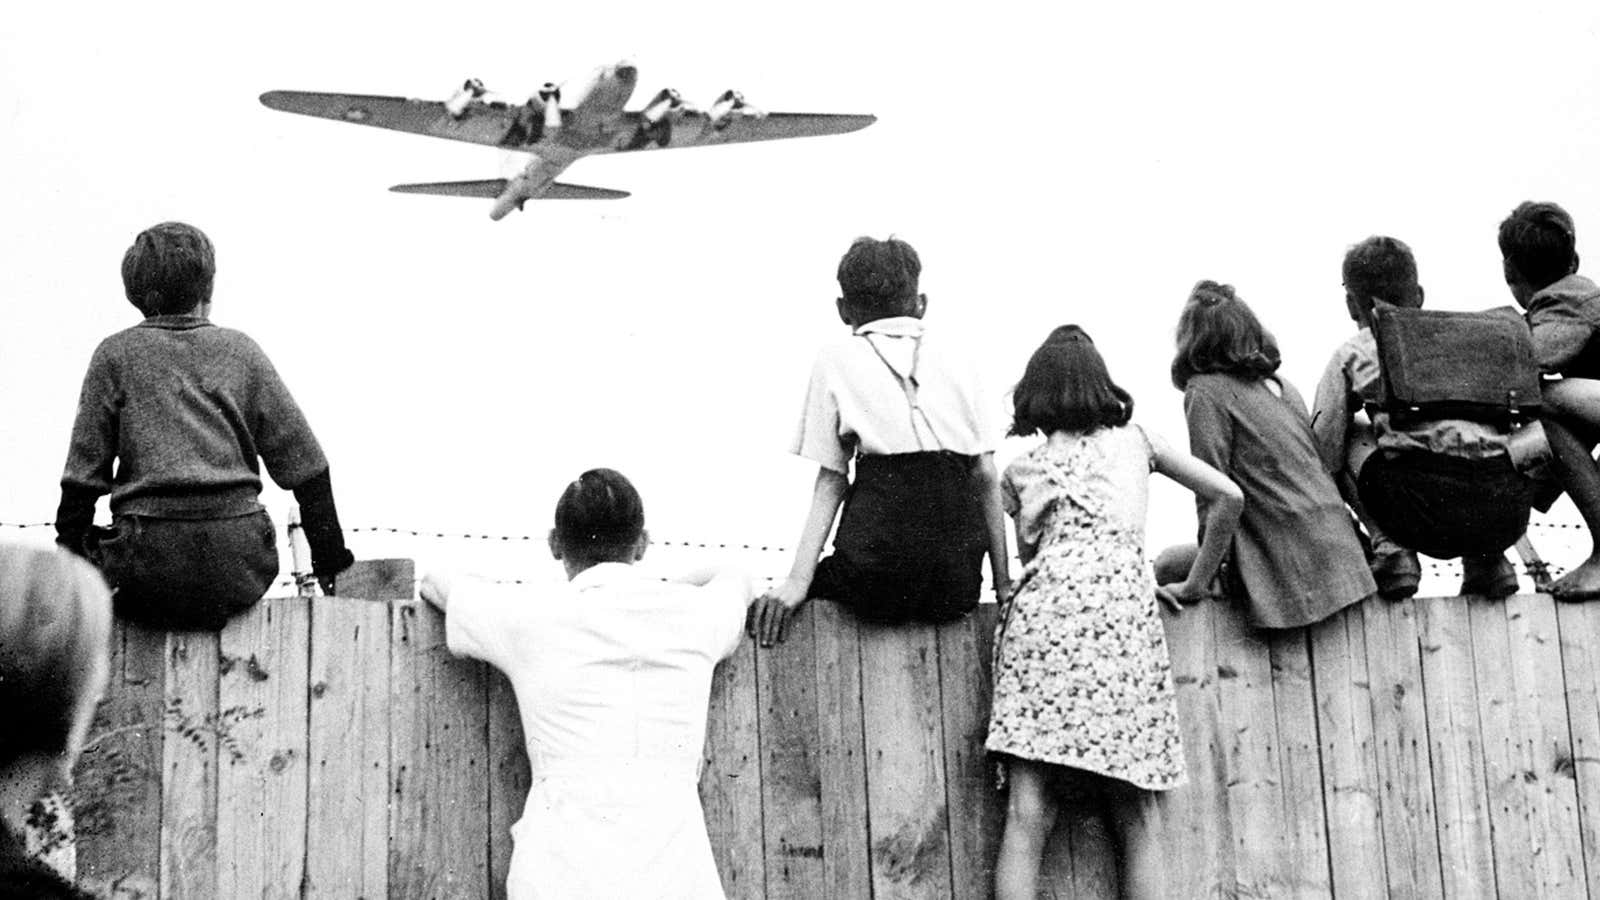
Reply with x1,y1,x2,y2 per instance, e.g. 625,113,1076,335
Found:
68,559,1600,899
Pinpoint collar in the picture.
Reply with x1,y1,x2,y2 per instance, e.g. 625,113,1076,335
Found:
569,561,643,591
137,314,212,331
854,316,925,338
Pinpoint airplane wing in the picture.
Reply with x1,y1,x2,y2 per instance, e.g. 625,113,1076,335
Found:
259,90,527,149
603,111,877,155
390,179,630,200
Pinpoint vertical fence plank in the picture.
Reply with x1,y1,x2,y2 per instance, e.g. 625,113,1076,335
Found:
701,632,765,899
812,602,871,898
937,606,1002,899
1558,599,1600,896
160,630,220,900
487,669,530,900
1213,598,1291,898
1416,597,1497,899
74,621,164,899
859,622,954,900
1267,626,1333,898
388,600,491,899
1473,592,1535,899
1505,592,1586,893
1309,603,1386,899
1363,598,1443,898
216,597,311,898
306,596,391,898
757,604,826,897
1160,598,1234,899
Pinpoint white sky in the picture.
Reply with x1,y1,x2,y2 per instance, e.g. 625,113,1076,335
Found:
5,0,1600,589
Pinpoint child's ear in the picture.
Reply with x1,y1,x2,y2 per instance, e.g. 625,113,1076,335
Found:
547,530,563,560
1574,252,1582,276
633,530,650,562
914,292,928,318
836,297,854,327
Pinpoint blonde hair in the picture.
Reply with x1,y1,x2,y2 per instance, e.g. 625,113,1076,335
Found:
0,545,112,760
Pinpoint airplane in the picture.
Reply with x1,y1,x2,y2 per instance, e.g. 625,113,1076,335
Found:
259,61,876,220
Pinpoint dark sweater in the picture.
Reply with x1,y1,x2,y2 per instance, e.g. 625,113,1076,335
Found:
57,315,352,577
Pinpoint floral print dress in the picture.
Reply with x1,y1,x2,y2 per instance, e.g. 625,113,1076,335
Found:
986,425,1186,791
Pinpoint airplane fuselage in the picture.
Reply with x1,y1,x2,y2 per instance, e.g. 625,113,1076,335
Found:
489,62,639,219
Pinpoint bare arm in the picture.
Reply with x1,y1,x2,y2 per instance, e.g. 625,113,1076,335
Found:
972,453,1012,599
1150,431,1243,610
748,466,849,646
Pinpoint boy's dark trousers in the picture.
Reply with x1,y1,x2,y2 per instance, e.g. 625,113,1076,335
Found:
810,451,986,624
86,510,279,631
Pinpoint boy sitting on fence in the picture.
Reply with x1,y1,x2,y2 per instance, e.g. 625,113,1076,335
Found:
421,468,753,900
55,222,354,630
749,236,1010,645
1500,202,1600,599
1311,236,1535,600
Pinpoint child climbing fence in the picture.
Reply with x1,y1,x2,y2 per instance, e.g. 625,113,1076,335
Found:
67,559,1600,899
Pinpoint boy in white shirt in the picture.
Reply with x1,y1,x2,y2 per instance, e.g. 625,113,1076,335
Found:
420,469,752,900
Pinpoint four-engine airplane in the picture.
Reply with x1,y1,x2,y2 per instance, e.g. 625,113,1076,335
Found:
259,61,876,220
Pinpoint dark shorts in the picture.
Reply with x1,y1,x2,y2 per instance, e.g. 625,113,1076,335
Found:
810,451,986,624
1357,450,1531,560
88,510,279,631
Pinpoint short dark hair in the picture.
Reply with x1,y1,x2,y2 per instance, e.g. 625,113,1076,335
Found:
1343,236,1422,309
837,236,921,322
1010,325,1134,436
0,545,111,762
554,468,645,564
1171,280,1281,390
1499,201,1578,290
122,221,215,316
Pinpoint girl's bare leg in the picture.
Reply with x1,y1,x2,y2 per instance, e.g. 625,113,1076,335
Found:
1104,783,1167,900
994,758,1060,900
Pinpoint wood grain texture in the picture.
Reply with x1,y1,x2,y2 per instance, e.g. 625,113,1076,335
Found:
306,595,390,898
812,602,872,898
1309,604,1386,900
486,669,530,900
936,607,1002,899
1557,599,1600,897
159,630,220,900
1161,599,1234,900
215,596,311,899
756,604,827,898
701,631,765,899
388,599,491,899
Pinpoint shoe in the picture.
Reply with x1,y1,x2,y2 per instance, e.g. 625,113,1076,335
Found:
1372,550,1420,601
1460,555,1518,598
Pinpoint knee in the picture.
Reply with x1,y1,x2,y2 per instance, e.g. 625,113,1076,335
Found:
1152,544,1196,585
1004,783,1058,836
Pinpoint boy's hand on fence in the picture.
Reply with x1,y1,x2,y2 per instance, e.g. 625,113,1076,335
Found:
1155,579,1206,612
747,577,808,647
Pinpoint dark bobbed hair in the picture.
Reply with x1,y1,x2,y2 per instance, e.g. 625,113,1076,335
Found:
1499,201,1578,290
837,236,921,322
122,221,216,316
554,468,646,564
1343,236,1422,309
1010,325,1134,436
0,545,111,762
1171,280,1282,390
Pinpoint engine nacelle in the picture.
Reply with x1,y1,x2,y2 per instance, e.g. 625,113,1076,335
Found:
707,89,764,129
444,78,487,119
538,82,562,130
640,88,684,126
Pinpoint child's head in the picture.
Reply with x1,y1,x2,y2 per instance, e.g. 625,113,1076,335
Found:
1342,236,1423,324
1009,325,1133,437
122,221,216,317
1170,280,1282,390
835,236,926,326
1499,201,1579,305
549,468,648,575
0,545,112,801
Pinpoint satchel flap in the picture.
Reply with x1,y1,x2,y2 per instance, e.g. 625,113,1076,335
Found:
1372,304,1541,415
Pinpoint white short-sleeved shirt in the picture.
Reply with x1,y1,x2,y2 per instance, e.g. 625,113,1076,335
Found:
445,563,751,900
789,316,996,473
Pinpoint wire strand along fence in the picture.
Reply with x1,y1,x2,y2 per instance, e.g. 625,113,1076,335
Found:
66,559,1600,899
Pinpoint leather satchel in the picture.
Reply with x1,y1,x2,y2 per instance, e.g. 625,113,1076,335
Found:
1370,304,1541,425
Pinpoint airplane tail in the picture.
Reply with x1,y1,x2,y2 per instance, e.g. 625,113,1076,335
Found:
388,179,630,200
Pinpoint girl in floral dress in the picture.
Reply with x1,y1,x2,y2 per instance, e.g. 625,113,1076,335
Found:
988,326,1242,900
